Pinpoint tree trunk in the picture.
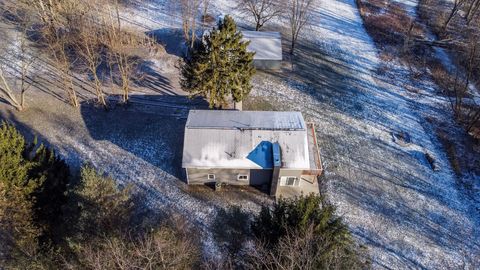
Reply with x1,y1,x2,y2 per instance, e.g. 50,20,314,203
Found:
0,71,22,111
466,109,480,132
290,39,296,55
443,5,458,30
467,1,480,25
20,89,26,111
65,74,79,108
94,74,106,107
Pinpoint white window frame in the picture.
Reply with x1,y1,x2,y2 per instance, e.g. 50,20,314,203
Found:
237,174,249,181
280,176,300,187
208,174,215,180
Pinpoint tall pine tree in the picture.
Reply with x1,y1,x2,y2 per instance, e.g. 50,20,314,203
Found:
0,121,70,250
181,15,255,108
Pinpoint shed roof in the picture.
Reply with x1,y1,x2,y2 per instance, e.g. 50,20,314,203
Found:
182,110,310,170
242,31,283,61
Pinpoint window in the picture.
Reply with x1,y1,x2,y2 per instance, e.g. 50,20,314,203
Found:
280,176,299,187
237,174,249,181
208,174,215,180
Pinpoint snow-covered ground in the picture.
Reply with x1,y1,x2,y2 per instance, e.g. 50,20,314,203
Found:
204,0,478,268
1,0,479,268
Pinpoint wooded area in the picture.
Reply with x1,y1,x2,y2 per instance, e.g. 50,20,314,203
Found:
0,0,159,110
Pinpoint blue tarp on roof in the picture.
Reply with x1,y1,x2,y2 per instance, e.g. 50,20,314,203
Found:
247,141,273,169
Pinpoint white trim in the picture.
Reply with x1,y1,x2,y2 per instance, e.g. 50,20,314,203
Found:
208,174,215,180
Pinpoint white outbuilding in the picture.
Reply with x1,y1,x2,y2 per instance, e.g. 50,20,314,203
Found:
242,31,283,70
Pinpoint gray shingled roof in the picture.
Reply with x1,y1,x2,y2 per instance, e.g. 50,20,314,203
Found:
242,31,283,61
182,110,310,169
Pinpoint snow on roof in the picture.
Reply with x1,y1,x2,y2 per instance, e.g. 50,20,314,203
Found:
242,31,283,61
186,110,305,130
182,110,310,169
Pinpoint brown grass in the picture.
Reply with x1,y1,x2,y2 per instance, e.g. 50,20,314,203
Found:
357,0,414,47
418,0,480,89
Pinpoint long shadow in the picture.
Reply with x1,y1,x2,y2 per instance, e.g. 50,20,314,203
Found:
0,109,45,146
134,60,180,95
80,95,208,180
146,28,186,58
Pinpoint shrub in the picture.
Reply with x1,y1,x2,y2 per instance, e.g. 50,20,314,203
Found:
250,194,369,269
74,226,200,270
71,166,134,239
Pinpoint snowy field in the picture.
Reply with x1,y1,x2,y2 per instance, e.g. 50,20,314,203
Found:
1,0,479,268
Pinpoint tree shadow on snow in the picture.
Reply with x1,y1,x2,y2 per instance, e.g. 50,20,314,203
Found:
146,28,186,58
80,95,209,181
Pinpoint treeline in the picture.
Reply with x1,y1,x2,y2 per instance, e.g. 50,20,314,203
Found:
0,0,161,111
0,121,369,269
356,0,480,137
418,0,480,136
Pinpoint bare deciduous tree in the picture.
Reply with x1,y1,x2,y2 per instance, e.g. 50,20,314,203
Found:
178,0,201,49
201,0,211,26
444,37,480,133
238,0,283,31
0,24,37,111
443,0,468,30
78,13,107,107
44,30,80,108
0,70,22,111
287,0,315,55
247,224,365,270
103,19,152,103
466,0,480,25
17,29,38,110
74,227,200,270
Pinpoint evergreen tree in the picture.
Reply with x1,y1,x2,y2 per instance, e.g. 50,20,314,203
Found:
181,15,256,108
29,144,70,242
0,122,41,263
0,121,33,190
72,166,133,239
252,194,350,245
0,121,70,260
250,194,367,269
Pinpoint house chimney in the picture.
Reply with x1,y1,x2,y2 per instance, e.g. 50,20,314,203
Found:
270,142,282,196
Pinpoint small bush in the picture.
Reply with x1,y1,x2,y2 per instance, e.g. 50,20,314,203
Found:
250,194,369,269
71,166,134,239
74,226,200,270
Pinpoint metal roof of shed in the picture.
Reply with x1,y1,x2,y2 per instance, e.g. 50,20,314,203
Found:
182,110,310,170
242,31,283,61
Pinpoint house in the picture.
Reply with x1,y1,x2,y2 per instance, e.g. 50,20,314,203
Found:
182,110,322,198
242,31,283,70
